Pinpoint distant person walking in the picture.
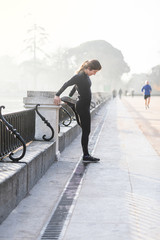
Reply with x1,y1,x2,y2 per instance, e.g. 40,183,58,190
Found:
141,80,152,109
54,59,102,163
131,89,135,97
112,89,117,98
118,89,123,99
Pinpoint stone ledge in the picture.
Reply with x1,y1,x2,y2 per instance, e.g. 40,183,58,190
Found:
0,141,56,224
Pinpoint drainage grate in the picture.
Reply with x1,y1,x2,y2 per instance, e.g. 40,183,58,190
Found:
41,162,86,240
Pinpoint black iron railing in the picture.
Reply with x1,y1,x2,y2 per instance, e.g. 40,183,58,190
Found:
0,107,35,161
35,104,54,141
0,104,54,162
0,92,109,162
59,104,75,126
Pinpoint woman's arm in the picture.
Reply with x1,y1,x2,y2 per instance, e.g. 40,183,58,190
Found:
54,75,79,105
69,85,77,97
56,75,78,97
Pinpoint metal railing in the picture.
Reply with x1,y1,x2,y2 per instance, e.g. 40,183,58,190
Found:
0,92,109,162
35,104,54,141
0,107,35,161
0,104,54,162
59,94,108,127
59,104,75,127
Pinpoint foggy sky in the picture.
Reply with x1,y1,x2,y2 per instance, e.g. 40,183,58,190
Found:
0,0,160,73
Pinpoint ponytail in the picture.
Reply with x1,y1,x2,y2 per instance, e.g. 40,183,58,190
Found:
76,60,89,74
76,59,102,74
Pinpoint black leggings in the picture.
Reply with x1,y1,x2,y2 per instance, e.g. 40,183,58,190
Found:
76,101,91,156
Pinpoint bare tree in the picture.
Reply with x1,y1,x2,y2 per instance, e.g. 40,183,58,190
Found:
23,24,50,87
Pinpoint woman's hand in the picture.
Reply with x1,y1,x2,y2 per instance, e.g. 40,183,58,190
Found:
54,95,61,105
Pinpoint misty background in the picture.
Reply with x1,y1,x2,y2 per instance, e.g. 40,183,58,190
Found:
0,0,160,112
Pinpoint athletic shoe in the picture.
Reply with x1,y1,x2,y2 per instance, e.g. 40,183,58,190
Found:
83,155,100,163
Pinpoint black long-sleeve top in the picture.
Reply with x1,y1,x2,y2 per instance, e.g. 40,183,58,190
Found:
56,71,92,106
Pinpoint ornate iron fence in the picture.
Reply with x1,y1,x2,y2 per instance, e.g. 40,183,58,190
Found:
0,107,35,161
0,104,54,162
0,92,109,162
59,104,75,126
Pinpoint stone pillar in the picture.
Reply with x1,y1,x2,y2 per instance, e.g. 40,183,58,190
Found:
23,91,60,160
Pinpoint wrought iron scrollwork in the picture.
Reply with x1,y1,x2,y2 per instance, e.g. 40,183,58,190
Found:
0,106,26,162
35,104,54,141
61,106,72,126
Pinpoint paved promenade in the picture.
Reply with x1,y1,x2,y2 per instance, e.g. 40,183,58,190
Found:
122,96,160,156
61,97,160,240
0,97,160,240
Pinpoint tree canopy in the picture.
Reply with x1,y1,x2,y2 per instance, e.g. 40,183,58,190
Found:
64,40,130,91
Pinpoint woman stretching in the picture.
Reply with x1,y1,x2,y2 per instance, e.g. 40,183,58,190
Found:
54,59,102,163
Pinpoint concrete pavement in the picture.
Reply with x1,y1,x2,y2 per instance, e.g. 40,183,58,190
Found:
122,96,160,156
0,97,160,240
61,97,160,240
